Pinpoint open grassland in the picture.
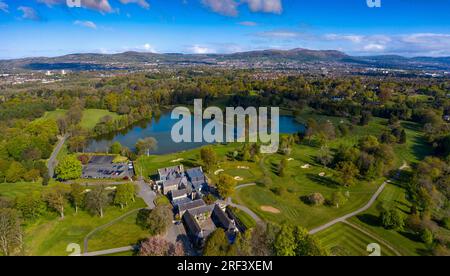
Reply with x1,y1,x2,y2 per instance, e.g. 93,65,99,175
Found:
24,198,147,256
314,222,398,256
44,109,121,130
86,209,149,252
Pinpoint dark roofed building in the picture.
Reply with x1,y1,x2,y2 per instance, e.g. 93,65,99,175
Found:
162,176,187,195
158,165,184,181
186,167,208,194
212,205,237,232
171,189,188,201
177,199,207,216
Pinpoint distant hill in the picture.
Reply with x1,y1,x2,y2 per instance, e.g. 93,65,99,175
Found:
1,48,449,72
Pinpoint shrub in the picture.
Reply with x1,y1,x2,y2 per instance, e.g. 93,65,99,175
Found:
307,193,325,206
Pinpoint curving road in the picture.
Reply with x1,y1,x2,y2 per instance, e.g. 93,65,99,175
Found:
309,163,408,235
308,181,387,235
48,134,69,178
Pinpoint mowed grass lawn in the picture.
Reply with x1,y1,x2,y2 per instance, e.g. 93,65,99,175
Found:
24,198,147,256
314,222,398,256
234,112,431,229
86,209,150,252
349,180,429,256
44,109,122,130
234,145,384,229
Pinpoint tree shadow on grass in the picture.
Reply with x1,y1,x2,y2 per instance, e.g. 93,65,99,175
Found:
398,230,422,243
181,159,201,169
355,214,380,227
306,173,341,188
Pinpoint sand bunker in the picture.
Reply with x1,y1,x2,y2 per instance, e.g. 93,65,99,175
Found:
319,172,326,177
234,176,244,181
301,164,311,169
260,206,281,214
287,158,294,161
171,158,184,163
214,169,224,175
237,166,250,169
105,186,117,191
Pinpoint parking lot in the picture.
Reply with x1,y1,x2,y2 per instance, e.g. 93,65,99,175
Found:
82,155,135,179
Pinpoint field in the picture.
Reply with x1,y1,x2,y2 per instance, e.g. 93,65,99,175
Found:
233,110,431,230
86,209,150,252
348,179,430,256
44,109,121,130
24,198,147,256
314,222,398,256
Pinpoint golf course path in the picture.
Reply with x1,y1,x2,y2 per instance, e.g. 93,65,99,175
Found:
48,134,68,178
309,163,408,235
82,246,137,256
309,181,387,235
83,208,144,254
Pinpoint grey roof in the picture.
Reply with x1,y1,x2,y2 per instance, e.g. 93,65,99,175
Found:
171,189,188,199
178,199,206,214
186,167,204,179
158,165,184,179
212,205,235,230
163,177,187,189
183,211,202,237
188,204,215,217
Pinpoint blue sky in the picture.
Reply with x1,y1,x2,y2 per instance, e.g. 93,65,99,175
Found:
0,0,449,59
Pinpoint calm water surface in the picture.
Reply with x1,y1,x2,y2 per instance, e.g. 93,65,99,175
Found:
86,113,305,155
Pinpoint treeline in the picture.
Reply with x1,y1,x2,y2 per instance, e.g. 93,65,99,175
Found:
201,223,328,256
0,118,59,184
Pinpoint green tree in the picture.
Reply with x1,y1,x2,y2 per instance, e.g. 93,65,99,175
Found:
200,146,218,172
317,145,333,167
16,192,46,220
23,169,40,182
216,174,237,199
85,186,109,217
293,226,328,256
421,229,434,245
0,208,23,256
273,225,296,256
144,205,172,236
381,208,405,230
136,137,158,156
114,185,132,209
110,142,122,155
55,155,82,181
69,184,85,213
5,162,26,183
44,187,67,219
203,229,231,256
330,191,347,208
336,161,360,187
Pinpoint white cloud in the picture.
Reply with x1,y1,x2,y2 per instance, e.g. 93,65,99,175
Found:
238,21,258,27
363,43,385,52
37,0,113,13
201,0,239,16
119,0,150,9
74,20,97,29
201,0,283,16
0,1,8,13
188,45,216,54
18,6,40,21
256,30,301,39
324,34,363,43
243,0,282,14
142,43,156,53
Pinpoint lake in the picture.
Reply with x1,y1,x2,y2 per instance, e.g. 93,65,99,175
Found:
86,112,306,155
